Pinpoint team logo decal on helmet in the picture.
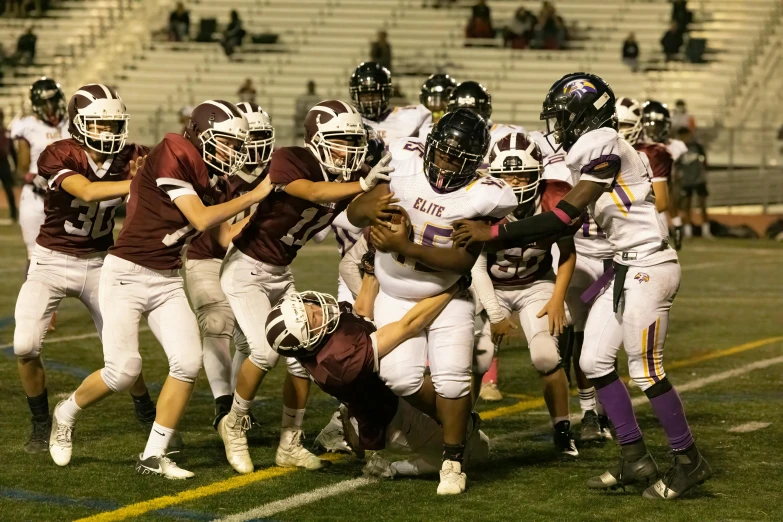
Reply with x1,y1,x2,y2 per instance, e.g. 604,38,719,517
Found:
235,101,275,170
68,84,130,155
265,291,341,357
564,80,598,99
304,100,368,180
185,100,249,176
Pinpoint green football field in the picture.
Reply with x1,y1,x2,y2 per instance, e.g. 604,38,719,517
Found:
1,222,782,522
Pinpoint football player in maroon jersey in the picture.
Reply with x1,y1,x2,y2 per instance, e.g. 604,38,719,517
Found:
49,100,274,479
217,100,395,474
183,102,274,432
13,84,162,454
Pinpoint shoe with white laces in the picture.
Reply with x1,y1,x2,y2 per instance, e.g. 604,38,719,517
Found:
218,410,254,474
49,404,73,467
362,452,397,479
479,382,503,402
314,409,352,454
437,460,466,495
276,428,324,470
135,452,194,480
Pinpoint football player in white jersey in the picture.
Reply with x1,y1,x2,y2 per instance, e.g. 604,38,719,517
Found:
350,62,431,143
453,73,711,500
471,131,579,456
417,73,458,140
642,100,689,246
11,77,70,259
347,108,517,495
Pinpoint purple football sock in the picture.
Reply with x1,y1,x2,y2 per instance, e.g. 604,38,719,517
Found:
649,387,695,451
596,378,643,445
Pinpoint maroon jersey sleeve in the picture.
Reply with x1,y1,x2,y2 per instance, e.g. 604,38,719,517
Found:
540,180,572,213
637,143,673,181
267,147,313,185
37,139,85,190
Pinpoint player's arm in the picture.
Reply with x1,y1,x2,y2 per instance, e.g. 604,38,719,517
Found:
353,273,380,319
213,215,251,250
15,139,31,178
346,182,399,227
339,235,369,299
60,175,132,203
472,252,517,345
174,176,272,232
537,237,576,336
652,179,669,213
375,284,458,358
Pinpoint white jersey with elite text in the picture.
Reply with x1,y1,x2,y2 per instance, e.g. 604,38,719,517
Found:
377,137,517,299
10,116,70,174
566,128,677,267
364,104,432,144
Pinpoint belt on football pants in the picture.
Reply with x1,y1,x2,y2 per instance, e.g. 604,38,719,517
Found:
579,260,628,313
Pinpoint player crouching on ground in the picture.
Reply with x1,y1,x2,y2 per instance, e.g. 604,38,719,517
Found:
452,73,712,500
470,131,579,457
49,100,274,479
265,275,489,483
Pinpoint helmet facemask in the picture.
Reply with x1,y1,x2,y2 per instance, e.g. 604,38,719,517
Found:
424,133,482,193
34,97,66,126
269,291,340,357
245,127,275,169
74,112,130,155
350,84,392,121
312,129,368,180
618,119,643,145
642,117,670,143
489,156,541,209
200,129,249,176
422,92,449,123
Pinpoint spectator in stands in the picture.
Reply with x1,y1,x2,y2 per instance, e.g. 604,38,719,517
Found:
237,78,257,104
13,26,36,66
661,22,683,62
0,108,18,223
465,0,495,43
168,2,190,42
503,7,537,49
294,81,320,141
221,10,245,58
677,127,711,239
671,0,691,35
531,2,566,50
672,100,696,132
622,32,639,72
370,30,393,72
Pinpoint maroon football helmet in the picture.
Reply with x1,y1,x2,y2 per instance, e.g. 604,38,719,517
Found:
68,84,129,154
488,131,543,214
303,100,367,180
185,100,249,176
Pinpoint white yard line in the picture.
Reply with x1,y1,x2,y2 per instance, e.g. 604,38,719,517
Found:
213,355,783,521
212,477,377,522
0,327,150,350
728,422,772,433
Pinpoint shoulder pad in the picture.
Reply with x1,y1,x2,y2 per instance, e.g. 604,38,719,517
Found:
566,128,620,174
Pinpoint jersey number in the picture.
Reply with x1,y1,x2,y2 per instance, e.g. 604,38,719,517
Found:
393,223,452,272
281,207,333,247
65,197,122,239
163,224,197,255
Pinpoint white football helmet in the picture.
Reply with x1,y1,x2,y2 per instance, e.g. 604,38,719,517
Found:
68,84,129,154
304,100,368,180
236,101,275,170
488,131,542,207
185,100,249,176
616,97,643,145
265,291,340,357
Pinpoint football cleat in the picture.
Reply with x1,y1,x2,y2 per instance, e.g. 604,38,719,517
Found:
314,409,352,454
579,410,603,443
49,404,73,466
135,452,194,480
673,225,684,251
643,446,712,500
217,410,254,474
598,414,614,440
587,440,659,490
437,460,467,495
553,420,579,457
276,429,325,470
25,417,51,454
392,455,441,477
479,382,503,402
362,452,397,479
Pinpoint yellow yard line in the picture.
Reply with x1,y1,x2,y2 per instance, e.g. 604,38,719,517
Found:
75,335,783,522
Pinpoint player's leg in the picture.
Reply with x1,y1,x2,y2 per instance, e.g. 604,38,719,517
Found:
681,188,694,238
18,186,44,261
581,283,658,490
622,262,712,499
472,313,499,403
49,256,147,467
517,281,576,457
13,247,66,453
275,359,323,469
698,185,712,239
184,258,236,425
427,295,475,495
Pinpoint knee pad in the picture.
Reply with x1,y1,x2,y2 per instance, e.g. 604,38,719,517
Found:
380,367,424,398
101,354,143,392
248,341,280,372
197,304,235,339
432,375,471,399
529,333,560,375
169,350,203,384
286,357,310,379
13,328,43,359
472,332,495,375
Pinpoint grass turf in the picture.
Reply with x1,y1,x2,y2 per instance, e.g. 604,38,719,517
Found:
0,223,781,522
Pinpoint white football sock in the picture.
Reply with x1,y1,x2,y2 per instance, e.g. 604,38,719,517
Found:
282,406,305,429
142,422,174,460
231,392,252,417
55,393,82,427
578,387,597,414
